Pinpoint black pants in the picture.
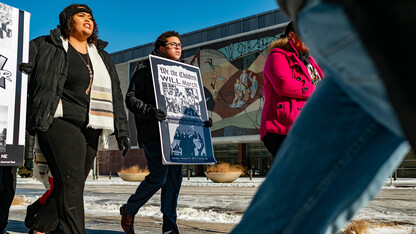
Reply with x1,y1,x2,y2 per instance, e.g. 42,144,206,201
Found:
263,133,286,157
126,141,182,233
32,118,100,234
0,166,16,231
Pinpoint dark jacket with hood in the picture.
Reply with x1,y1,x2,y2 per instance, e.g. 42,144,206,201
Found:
125,49,167,147
21,28,129,138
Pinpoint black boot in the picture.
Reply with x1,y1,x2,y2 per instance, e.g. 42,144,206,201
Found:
25,199,42,229
120,205,135,234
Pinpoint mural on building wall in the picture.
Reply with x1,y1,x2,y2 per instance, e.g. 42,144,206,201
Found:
183,29,282,138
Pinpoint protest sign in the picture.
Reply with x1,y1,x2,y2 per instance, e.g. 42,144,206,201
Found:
149,55,216,165
0,2,30,166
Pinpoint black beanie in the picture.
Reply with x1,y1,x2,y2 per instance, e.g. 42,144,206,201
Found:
284,21,295,37
59,7,93,27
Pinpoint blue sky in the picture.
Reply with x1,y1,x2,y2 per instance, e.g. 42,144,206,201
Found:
3,0,279,53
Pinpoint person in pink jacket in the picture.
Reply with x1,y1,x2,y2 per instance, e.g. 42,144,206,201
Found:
260,22,324,156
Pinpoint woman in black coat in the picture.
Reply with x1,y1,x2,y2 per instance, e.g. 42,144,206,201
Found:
20,4,130,234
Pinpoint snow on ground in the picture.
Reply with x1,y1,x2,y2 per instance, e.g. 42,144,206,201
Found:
14,177,416,232
15,177,263,224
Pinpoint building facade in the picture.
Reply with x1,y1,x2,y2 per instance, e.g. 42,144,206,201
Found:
98,9,416,178
98,9,289,176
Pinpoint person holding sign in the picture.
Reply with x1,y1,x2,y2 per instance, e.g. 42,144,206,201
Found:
122,31,183,234
123,31,212,234
20,4,130,234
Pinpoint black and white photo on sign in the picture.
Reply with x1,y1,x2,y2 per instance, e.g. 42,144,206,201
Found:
163,85,201,117
150,55,216,165
157,63,202,117
0,3,13,47
169,123,206,158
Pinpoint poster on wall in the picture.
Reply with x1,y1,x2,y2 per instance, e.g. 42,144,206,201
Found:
149,55,216,165
0,2,30,166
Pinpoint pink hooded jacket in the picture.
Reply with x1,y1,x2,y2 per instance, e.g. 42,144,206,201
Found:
260,40,324,140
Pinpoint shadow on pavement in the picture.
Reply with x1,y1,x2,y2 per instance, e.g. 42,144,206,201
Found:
6,219,28,233
86,230,124,234
6,219,124,234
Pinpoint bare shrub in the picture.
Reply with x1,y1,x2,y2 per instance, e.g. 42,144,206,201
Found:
119,165,149,173
206,162,246,175
342,219,411,234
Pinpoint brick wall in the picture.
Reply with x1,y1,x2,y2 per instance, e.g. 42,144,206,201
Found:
97,148,147,175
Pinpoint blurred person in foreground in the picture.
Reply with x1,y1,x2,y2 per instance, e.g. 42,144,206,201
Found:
232,0,415,233
20,4,130,233
260,21,323,156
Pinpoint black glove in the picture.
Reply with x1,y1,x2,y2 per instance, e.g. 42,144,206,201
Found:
150,107,167,121
117,136,131,157
19,62,33,74
204,117,213,128
24,158,33,170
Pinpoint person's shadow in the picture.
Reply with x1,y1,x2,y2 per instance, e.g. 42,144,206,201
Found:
6,219,124,233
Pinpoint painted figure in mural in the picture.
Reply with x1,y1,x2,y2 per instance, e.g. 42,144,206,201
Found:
248,74,258,99
232,0,415,233
231,78,243,107
239,70,249,101
19,4,131,233
123,30,189,234
259,21,323,157
206,58,225,99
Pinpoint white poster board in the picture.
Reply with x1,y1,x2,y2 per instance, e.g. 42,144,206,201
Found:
149,55,216,165
0,2,30,166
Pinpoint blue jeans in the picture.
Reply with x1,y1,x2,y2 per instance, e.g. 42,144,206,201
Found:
125,141,182,232
231,1,410,233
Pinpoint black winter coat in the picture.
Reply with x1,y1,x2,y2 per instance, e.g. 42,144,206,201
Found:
125,49,167,147
22,28,129,138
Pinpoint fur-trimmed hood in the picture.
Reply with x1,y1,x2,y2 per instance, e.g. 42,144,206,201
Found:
267,37,297,56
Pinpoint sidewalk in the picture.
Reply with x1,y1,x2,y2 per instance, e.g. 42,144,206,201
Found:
5,176,415,234
7,209,235,234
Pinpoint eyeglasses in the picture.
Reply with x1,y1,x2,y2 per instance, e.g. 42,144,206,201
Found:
165,42,182,49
